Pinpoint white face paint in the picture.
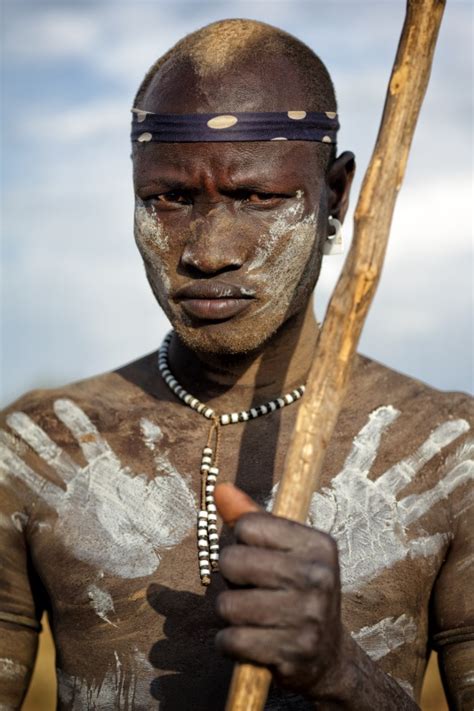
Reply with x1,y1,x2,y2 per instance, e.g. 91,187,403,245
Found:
268,406,471,662
249,193,317,280
246,196,319,335
1,401,197,578
134,196,171,291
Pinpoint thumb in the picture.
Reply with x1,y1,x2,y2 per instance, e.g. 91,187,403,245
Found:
214,482,261,527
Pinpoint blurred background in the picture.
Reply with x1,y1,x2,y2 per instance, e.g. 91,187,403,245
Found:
1,0,472,708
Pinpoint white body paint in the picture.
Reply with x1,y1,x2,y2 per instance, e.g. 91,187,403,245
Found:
249,196,316,274
268,405,472,662
1,401,197,578
0,658,27,680
0,400,471,676
87,584,116,627
134,198,168,251
57,648,154,710
305,406,471,593
134,196,171,291
352,613,417,661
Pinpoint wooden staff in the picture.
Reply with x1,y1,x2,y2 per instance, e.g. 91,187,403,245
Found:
224,0,446,709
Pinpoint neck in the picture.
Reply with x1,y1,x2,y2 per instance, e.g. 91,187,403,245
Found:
168,298,318,408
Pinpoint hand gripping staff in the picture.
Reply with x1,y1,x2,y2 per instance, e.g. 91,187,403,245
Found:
221,1,447,709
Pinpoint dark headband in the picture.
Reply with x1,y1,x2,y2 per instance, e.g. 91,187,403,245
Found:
131,109,339,144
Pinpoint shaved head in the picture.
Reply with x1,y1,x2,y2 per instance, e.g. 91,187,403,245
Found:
135,19,336,110
134,19,338,171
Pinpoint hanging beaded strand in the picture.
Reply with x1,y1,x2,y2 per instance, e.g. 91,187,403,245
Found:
158,331,305,585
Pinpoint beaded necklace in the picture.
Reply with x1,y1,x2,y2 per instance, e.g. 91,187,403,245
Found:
158,332,305,585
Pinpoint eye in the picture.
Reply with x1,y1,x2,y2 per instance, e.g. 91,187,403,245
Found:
144,190,193,209
241,192,284,209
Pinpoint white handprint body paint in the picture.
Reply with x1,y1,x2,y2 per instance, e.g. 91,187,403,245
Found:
268,405,472,662
0,400,197,579
1,397,472,675
307,406,471,593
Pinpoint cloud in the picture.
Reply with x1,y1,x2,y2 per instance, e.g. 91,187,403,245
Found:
1,0,472,404
19,98,129,142
3,6,101,59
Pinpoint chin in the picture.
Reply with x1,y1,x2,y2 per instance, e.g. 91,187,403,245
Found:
162,301,288,357
173,313,283,356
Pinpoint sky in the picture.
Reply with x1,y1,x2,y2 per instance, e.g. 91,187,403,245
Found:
1,0,473,405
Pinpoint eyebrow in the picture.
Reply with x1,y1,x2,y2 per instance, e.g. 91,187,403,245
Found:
137,174,299,195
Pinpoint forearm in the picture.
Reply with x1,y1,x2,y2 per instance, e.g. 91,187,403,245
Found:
0,621,38,709
309,630,418,710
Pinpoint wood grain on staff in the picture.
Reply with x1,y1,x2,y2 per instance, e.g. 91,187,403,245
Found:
225,1,446,709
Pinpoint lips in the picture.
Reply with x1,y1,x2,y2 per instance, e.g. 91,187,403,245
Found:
175,280,256,321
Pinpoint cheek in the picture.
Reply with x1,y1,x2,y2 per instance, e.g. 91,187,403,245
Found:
251,202,320,302
134,198,169,252
134,199,171,291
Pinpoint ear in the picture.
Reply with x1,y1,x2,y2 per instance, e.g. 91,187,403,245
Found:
327,151,356,224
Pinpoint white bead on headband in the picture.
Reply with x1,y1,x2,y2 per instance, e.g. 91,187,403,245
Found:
131,109,339,144
158,331,305,585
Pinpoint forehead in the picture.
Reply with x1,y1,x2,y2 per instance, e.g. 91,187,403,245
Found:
133,140,323,192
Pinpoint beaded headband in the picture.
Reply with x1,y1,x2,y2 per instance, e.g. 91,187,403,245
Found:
131,109,339,144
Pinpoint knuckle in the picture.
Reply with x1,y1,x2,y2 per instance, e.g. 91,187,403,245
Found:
234,511,267,541
218,544,236,573
215,627,233,653
304,561,336,591
297,627,319,658
302,594,323,624
322,532,339,564
215,591,233,620
278,659,298,680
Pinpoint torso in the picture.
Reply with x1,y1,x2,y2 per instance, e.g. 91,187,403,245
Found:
1,353,472,709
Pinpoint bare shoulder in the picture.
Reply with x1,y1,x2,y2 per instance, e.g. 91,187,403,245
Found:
335,353,472,495
349,354,472,419
0,351,165,503
1,351,161,423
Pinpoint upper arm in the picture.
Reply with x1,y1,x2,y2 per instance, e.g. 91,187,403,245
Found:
0,433,45,708
431,441,474,710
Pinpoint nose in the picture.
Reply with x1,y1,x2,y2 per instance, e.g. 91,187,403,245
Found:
181,205,245,276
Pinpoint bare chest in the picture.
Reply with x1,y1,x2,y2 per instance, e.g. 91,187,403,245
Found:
17,396,469,705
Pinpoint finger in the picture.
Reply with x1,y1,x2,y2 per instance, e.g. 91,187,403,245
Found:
234,512,338,566
6,411,80,482
53,399,120,465
216,588,324,628
214,482,260,527
219,544,337,591
215,626,291,666
0,430,61,500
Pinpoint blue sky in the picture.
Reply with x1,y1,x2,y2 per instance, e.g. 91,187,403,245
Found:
1,0,472,404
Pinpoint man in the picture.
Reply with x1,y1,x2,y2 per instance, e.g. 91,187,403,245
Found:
0,18,472,711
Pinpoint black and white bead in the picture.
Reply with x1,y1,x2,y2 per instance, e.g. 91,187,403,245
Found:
158,334,216,419
218,386,305,426
197,510,211,583
197,446,221,583
158,331,305,585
